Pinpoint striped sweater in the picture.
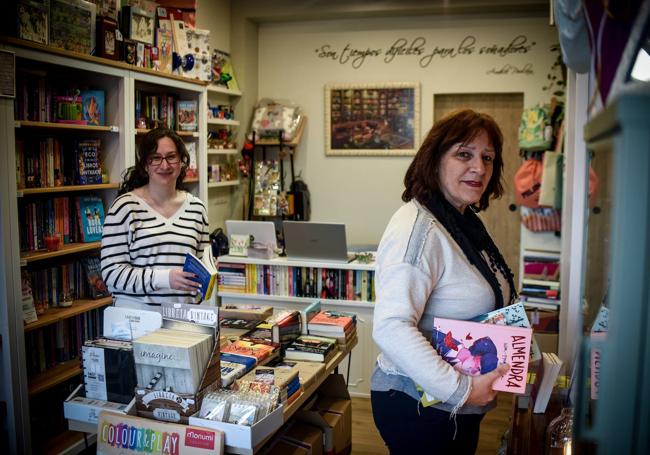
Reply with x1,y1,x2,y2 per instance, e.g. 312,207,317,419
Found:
100,191,210,307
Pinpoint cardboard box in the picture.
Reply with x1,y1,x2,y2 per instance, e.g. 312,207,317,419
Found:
266,439,310,454
535,332,559,354
188,403,284,455
296,374,351,455
136,304,221,424
64,384,136,434
281,421,324,455
97,411,224,455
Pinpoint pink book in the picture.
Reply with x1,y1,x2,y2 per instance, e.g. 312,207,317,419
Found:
432,317,533,394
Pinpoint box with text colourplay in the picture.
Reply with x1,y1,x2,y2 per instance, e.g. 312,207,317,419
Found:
97,411,224,455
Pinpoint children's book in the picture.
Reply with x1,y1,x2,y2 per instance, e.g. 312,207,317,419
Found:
176,100,198,131
156,28,173,73
432,317,532,394
183,245,217,301
185,141,198,179
471,302,541,363
76,196,105,242
81,90,105,126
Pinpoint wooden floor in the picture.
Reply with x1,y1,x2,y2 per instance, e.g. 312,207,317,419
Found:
351,393,512,455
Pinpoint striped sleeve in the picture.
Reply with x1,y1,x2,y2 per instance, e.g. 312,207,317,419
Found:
100,194,171,295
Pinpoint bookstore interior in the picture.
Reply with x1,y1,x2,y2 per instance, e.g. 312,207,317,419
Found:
1,1,649,454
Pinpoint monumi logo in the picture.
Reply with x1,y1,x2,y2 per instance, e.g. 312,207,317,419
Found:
185,428,215,450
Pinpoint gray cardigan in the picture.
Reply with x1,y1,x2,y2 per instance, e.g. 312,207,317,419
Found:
371,200,510,415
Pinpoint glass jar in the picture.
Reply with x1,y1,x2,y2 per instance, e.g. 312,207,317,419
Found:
546,407,574,455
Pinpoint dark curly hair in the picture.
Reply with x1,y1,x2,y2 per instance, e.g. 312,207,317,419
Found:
402,109,504,211
118,127,190,195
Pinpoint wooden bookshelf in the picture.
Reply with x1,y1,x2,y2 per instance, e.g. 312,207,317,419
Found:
28,361,82,396
20,242,101,265
207,180,240,188
207,84,242,96
207,148,238,155
1,36,207,87
15,120,118,132
135,128,199,137
24,297,111,333
207,118,240,126
17,183,119,196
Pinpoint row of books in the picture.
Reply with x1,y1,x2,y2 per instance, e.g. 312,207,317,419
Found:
18,195,105,251
217,263,376,302
520,255,561,303
24,308,103,375
24,255,108,313
135,90,198,132
16,137,103,189
15,69,105,125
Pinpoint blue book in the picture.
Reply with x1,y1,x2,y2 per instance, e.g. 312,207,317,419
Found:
81,90,105,126
76,196,105,242
219,353,257,371
183,246,217,301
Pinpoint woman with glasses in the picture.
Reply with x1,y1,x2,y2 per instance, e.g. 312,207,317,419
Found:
100,127,210,311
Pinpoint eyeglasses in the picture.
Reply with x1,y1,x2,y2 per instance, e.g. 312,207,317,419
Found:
147,154,181,166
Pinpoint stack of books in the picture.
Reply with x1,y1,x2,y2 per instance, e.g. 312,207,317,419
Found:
307,310,357,345
220,339,279,373
237,365,302,405
284,335,338,363
132,329,214,394
220,318,260,338
246,310,302,347
219,360,248,387
531,352,564,413
220,303,273,321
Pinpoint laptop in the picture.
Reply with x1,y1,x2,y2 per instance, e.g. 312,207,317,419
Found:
225,220,278,251
282,221,353,263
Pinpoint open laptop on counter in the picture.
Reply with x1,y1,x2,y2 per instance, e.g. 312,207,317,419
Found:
225,220,278,251
282,221,355,263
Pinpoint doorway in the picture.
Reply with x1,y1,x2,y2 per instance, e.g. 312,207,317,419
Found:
434,93,524,286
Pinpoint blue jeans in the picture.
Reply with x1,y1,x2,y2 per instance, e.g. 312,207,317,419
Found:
371,389,484,454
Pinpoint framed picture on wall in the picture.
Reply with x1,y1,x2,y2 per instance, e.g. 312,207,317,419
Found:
125,6,155,45
325,82,420,156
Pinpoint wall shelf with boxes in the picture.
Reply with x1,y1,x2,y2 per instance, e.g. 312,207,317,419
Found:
217,255,379,397
205,83,243,230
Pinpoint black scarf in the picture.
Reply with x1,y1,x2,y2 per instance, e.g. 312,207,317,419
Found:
422,193,516,309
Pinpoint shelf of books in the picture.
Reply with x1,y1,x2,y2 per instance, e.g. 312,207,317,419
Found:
24,296,111,333
1,41,126,452
217,256,376,306
15,120,119,132
208,148,239,155
19,242,102,265
219,291,375,309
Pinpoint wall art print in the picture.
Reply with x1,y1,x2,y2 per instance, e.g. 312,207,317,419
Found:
325,82,420,156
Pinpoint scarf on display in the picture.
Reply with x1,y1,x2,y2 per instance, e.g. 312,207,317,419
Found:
422,193,517,309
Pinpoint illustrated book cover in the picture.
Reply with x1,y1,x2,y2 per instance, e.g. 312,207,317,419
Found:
81,90,105,125
432,317,532,394
182,245,217,301
176,100,198,131
75,138,102,184
471,302,541,363
82,255,110,298
76,196,105,242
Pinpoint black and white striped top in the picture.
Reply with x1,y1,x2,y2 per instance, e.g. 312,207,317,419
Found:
100,191,210,307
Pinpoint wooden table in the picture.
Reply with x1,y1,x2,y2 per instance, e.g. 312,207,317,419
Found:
253,337,358,451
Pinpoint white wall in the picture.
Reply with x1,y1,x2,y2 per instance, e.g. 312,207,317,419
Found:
257,15,558,246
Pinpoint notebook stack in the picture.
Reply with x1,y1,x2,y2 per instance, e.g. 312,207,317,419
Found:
82,337,137,404
307,310,357,345
237,365,302,405
284,335,338,363
133,328,214,394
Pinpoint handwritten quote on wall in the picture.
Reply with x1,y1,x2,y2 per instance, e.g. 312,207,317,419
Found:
314,35,537,75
